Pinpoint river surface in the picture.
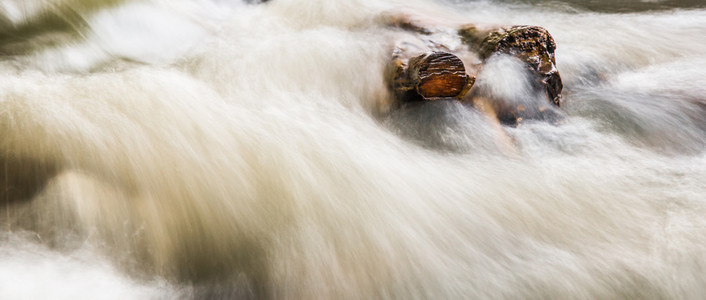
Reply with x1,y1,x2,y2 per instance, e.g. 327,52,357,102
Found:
1,0,706,299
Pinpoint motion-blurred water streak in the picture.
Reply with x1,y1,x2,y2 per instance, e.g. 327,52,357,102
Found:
1,0,706,298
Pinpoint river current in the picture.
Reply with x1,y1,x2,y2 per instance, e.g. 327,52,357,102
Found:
1,0,706,298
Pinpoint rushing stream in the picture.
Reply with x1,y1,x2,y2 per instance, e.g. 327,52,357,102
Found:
1,0,706,298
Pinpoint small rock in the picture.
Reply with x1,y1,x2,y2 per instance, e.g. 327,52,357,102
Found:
467,25,564,107
392,51,475,103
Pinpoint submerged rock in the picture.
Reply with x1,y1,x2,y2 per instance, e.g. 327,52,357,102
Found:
463,25,564,107
386,16,565,128
0,157,59,204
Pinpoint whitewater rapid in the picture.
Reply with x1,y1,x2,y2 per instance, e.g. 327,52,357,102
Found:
1,0,706,298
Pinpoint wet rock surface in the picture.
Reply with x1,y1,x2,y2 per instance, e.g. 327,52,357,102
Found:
388,18,565,124
392,51,475,102
472,25,564,107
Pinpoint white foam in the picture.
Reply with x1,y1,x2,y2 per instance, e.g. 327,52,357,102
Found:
2,0,706,298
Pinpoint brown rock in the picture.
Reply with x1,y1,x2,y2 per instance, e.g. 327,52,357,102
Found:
392,51,475,102
463,25,564,107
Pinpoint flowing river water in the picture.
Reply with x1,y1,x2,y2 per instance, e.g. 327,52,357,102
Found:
1,0,706,298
